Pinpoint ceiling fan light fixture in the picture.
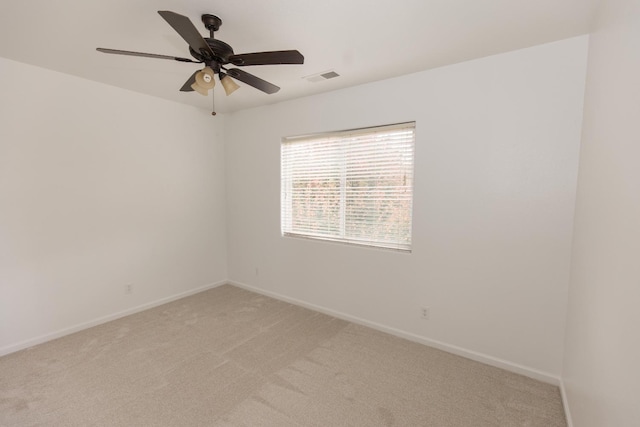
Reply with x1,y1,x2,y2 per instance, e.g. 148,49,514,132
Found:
195,66,216,90
220,73,240,96
190,81,210,96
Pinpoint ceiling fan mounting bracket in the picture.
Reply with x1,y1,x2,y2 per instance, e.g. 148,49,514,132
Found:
202,14,222,34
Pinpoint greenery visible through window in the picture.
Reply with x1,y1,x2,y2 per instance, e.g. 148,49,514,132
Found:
281,122,415,251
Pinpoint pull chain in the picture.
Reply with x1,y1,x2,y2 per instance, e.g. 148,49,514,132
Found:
211,87,216,116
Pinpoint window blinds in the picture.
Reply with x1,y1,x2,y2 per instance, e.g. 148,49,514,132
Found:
281,122,415,251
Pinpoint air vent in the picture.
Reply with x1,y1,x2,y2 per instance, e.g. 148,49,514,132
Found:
304,70,340,83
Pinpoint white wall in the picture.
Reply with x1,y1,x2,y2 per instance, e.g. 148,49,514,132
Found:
225,36,588,379
563,0,640,425
0,58,227,354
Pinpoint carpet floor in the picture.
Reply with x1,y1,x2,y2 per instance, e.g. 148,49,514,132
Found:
0,284,566,426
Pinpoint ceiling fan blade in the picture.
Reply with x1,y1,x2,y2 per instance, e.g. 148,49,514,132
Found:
158,11,215,59
228,50,304,66
225,68,280,94
96,48,201,63
180,70,199,92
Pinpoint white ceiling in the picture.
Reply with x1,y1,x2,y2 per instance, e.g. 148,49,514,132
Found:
0,0,598,114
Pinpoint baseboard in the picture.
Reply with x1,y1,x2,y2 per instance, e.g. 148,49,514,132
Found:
560,379,574,427
228,280,561,385
0,280,226,357
2,279,563,387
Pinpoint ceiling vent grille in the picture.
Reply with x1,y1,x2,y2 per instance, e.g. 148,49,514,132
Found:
305,70,340,83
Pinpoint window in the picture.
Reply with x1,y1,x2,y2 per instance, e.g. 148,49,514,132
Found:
281,122,415,251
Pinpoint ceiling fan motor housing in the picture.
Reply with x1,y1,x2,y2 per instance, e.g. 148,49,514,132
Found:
189,39,234,64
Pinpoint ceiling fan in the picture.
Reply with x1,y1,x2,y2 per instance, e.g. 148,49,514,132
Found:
97,11,304,112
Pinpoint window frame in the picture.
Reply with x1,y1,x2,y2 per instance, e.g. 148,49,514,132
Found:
281,122,416,252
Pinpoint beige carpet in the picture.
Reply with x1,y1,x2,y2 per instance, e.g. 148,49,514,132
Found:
0,284,566,426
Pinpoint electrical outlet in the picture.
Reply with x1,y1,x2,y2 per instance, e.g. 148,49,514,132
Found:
125,284,133,295
420,306,430,320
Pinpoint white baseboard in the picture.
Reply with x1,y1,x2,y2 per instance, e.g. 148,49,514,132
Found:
560,379,573,427
228,280,561,386
0,281,226,357
2,279,563,389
